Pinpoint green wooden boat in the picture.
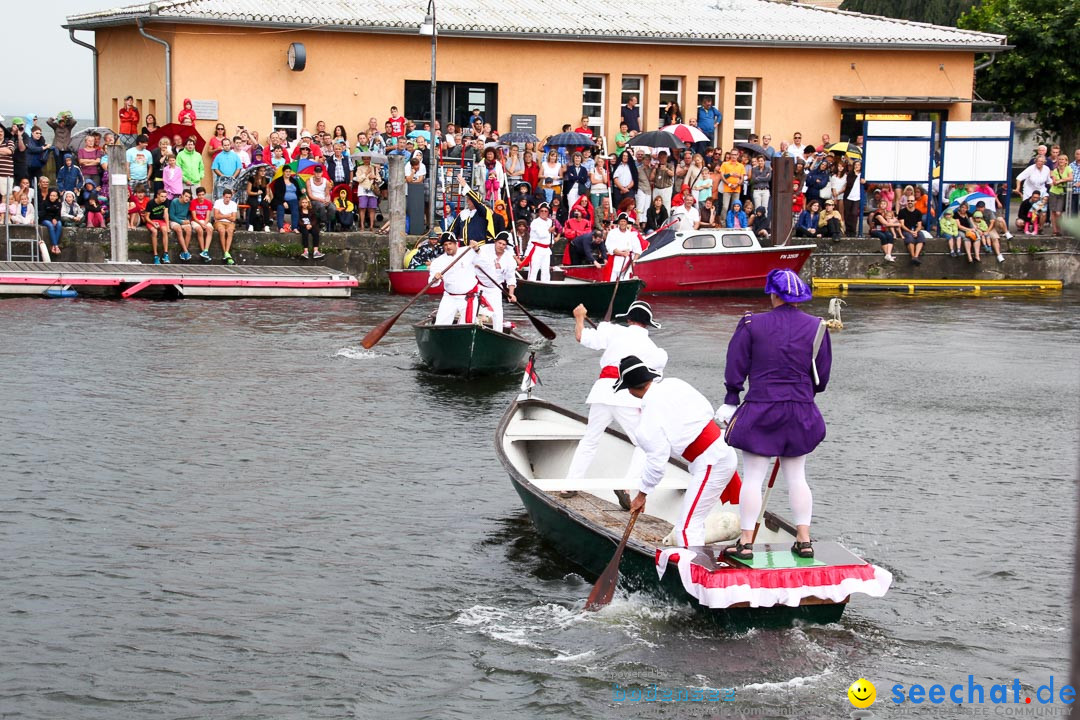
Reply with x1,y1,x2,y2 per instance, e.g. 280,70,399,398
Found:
495,395,892,626
514,277,644,317
414,319,532,376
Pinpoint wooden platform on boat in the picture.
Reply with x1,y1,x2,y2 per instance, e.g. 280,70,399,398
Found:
0,261,358,299
551,489,673,546
813,277,1062,294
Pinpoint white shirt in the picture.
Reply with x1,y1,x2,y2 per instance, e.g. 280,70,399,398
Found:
672,204,699,233
428,248,478,294
580,322,667,408
307,177,330,202
605,226,640,280
1017,163,1051,199
475,244,517,290
213,198,238,221
528,217,554,247
635,377,717,494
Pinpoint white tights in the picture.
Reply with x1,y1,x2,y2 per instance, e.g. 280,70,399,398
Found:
738,452,813,530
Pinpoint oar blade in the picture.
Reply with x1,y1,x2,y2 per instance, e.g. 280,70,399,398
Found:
584,561,621,611
361,311,402,349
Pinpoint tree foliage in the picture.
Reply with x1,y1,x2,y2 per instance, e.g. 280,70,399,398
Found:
839,0,976,27
959,0,1080,150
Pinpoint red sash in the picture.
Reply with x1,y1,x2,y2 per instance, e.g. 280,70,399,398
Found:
518,242,551,270
682,421,721,463
447,283,481,323
599,365,619,379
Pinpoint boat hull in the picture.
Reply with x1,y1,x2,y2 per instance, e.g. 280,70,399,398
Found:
563,245,814,294
514,278,644,316
388,268,441,295
414,321,531,376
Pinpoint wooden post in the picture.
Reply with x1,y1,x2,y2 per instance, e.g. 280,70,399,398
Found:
107,143,130,263
770,155,794,247
388,155,406,270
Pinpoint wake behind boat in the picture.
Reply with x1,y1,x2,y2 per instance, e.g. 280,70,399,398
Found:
496,394,892,624
562,228,815,295
514,275,644,317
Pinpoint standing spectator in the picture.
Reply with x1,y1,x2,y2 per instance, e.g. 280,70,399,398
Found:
613,122,631,156
210,138,242,201
26,126,49,186
354,157,380,230
477,147,507,205
621,96,641,133
189,187,214,260
651,151,674,211
589,156,609,217
1069,148,1080,217
126,135,154,188
213,188,239,265
140,113,159,137
844,159,862,235
56,153,83,194
208,123,227,159
176,138,204,195
387,107,407,139
686,153,711,206
169,188,194,260
505,145,524,186
539,150,563,204
696,98,722,153
0,126,15,200
118,96,140,145
1048,156,1071,235
162,154,184,200
244,166,271,231
47,112,77,160
718,151,744,219
662,101,682,127
149,138,171,194
610,150,637,212
9,118,30,182
297,196,324,259
306,165,333,228
563,151,589,209
77,133,104,189
634,150,654,218
40,189,63,254
269,165,305,231
325,142,353,187
522,152,540,196
1015,156,1051,204
177,99,197,125
749,155,772,216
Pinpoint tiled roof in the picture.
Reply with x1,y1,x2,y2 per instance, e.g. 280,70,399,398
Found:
66,0,1008,51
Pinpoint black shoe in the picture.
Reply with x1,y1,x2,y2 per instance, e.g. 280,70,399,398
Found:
614,489,632,511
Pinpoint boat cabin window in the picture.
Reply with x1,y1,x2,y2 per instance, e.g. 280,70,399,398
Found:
682,234,716,250
722,233,754,248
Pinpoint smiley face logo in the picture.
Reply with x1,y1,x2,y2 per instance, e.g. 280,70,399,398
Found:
848,678,876,708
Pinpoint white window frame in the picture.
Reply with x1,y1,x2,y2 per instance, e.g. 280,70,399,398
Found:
732,78,757,141
621,75,644,131
272,104,304,142
582,75,605,132
659,76,683,126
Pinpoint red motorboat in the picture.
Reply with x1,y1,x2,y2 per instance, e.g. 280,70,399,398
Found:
387,268,441,295
562,228,815,294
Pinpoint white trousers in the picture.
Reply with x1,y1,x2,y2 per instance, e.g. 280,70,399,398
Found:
528,246,552,282
479,285,504,331
566,402,644,480
653,186,673,211
434,293,469,325
635,189,651,217
675,445,739,547
737,452,813,530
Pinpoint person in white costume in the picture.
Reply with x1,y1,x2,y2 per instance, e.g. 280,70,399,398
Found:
428,232,480,325
617,355,739,549
565,301,668,505
474,231,518,332
524,203,554,282
605,212,640,281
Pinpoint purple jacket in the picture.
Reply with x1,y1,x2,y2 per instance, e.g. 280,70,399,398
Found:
724,304,831,406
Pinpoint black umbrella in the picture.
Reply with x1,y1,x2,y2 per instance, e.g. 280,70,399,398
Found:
627,131,684,151
499,132,539,144
734,141,768,156
546,131,596,148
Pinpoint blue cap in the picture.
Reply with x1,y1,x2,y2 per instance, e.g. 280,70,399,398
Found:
764,268,812,303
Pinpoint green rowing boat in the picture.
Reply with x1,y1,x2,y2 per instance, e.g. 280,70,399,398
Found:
514,277,644,316
414,320,532,376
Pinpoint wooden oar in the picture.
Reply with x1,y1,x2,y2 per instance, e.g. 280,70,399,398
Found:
600,218,677,322
361,247,473,349
750,457,782,544
584,508,641,611
474,264,556,340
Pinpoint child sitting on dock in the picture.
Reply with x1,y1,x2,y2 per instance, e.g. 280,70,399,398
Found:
939,208,960,257
881,208,903,241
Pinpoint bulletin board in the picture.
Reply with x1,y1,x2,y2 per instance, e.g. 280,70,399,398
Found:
940,121,1012,184
862,121,935,184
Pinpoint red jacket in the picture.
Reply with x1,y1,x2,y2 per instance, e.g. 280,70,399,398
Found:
119,107,140,136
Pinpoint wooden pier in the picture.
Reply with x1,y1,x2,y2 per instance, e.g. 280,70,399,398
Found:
0,261,359,299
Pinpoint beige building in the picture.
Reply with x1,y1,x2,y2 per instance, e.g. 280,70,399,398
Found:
66,0,1007,153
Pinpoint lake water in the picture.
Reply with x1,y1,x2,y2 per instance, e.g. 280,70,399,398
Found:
0,290,1076,718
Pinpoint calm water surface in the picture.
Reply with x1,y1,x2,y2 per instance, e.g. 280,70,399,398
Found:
1,289,1076,719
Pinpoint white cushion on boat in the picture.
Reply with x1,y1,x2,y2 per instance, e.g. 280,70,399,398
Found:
661,510,740,546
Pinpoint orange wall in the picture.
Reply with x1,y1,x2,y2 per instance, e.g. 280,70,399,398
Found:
95,23,975,152
96,26,169,130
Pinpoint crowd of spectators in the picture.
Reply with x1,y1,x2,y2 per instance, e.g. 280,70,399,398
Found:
1,98,1077,266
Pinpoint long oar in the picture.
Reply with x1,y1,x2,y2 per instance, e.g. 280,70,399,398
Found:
361,247,473,349
600,218,677,322
474,264,556,340
584,508,641,611
750,457,782,544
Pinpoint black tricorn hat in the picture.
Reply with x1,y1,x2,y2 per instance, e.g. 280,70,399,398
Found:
613,355,662,393
615,300,661,329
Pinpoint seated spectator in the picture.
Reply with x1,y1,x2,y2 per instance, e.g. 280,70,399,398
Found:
954,204,980,263
868,200,897,263
126,135,153,187
213,188,239,265
332,188,356,231
245,166,272,231
143,188,172,264
162,154,183,200
972,210,1005,263
645,194,669,232
269,165,305,231
190,186,215,261
973,200,1011,241
83,184,106,228
40,189,63,254
169,188,194,260
670,194,700,232
127,184,149,229
1014,190,1046,234
940,208,961,257
725,199,748,229
563,206,596,267
795,199,822,239
408,232,443,269
60,191,84,226
752,206,770,243
8,193,34,225
819,199,845,242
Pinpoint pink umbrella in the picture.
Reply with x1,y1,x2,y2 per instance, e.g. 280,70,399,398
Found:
661,123,709,145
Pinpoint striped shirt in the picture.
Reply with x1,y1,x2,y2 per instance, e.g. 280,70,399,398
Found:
0,139,14,178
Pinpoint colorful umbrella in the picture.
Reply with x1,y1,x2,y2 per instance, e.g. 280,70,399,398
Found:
407,129,432,141
661,123,708,144
272,158,323,181
945,191,996,212
825,141,861,159
149,122,205,152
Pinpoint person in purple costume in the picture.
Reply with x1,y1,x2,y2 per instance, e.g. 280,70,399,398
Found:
716,268,831,561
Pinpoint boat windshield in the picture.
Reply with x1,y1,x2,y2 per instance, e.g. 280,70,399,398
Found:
639,228,678,258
